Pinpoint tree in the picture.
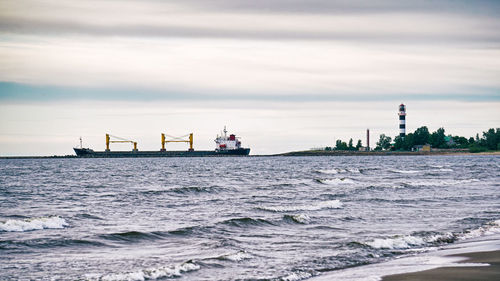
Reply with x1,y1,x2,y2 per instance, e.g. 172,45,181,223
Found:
430,128,447,148
393,135,404,150
404,133,415,150
452,136,468,148
413,126,430,145
355,139,362,150
482,128,500,150
335,139,348,150
376,134,392,150
348,138,354,150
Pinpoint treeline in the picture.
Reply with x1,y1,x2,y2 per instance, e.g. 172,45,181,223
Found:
327,127,500,152
325,139,363,151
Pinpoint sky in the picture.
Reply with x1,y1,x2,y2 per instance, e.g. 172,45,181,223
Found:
0,0,499,156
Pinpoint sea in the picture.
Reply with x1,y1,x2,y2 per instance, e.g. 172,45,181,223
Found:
1,155,499,281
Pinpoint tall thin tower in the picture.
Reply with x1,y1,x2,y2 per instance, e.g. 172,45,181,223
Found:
366,129,370,151
398,104,406,137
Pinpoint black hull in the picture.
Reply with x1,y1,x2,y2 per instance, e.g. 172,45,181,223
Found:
73,148,250,158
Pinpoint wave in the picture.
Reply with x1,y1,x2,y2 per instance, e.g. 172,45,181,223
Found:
222,217,275,228
459,219,500,240
170,185,221,194
281,271,314,281
214,251,252,262
0,238,107,250
99,231,165,243
0,216,68,232
316,168,360,175
258,200,342,212
434,168,453,172
85,261,200,281
316,178,355,186
407,179,480,187
364,232,455,249
390,169,421,174
283,214,310,224
364,219,500,250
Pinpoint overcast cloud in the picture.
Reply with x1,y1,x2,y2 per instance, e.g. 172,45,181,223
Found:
0,0,499,155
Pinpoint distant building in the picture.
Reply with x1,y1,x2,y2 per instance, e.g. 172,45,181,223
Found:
445,136,455,147
413,144,431,152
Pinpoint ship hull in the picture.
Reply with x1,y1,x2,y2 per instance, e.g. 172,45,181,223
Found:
73,148,250,158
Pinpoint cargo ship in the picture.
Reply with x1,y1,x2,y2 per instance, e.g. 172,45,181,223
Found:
73,127,250,158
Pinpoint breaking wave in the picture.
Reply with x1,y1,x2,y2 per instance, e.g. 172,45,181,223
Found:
365,233,454,249
316,168,360,174
215,251,252,262
364,219,500,250
0,216,68,232
258,200,342,212
390,169,421,174
316,178,355,186
459,219,500,240
407,179,480,187
280,270,314,281
283,214,311,224
85,261,200,281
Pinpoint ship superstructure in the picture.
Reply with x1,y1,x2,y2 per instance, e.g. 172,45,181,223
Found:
215,127,242,151
214,126,250,155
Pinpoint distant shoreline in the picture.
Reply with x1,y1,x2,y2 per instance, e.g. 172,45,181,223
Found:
276,149,500,156
1,150,499,159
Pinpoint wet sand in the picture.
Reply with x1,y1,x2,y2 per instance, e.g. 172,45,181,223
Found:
382,250,500,281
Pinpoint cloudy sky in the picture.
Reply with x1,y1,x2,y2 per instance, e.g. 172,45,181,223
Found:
1,0,499,155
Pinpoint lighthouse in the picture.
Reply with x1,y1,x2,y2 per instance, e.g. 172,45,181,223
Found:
398,103,406,137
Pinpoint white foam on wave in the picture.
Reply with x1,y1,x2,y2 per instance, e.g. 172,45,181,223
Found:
390,169,420,174
459,219,500,240
317,168,360,174
86,261,200,281
366,219,500,250
291,214,311,224
0,216,68,232
310,255,488,281
259,200,342,212
281,271,314,281
317,169,338,174
318,178,355,186
408,178,479,187
219,251,252,262
435,168,453,172
366,233,453,250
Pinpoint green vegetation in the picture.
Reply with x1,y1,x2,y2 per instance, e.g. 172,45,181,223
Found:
375,134,392,151
331,138,363,151
328,127,500,152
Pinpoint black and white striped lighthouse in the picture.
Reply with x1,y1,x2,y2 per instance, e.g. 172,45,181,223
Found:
398,103,406,137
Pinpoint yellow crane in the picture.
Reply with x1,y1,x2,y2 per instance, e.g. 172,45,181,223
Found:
161,133,193,151
105,134,138,152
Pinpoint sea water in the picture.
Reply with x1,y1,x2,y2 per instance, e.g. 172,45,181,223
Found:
0,155,499,280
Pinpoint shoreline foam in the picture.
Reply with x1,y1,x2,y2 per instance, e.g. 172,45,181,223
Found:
382,250,500,281
310,233,500,281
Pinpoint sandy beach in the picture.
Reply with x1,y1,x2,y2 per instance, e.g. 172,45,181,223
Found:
382,250,500,281
310,232,500,281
